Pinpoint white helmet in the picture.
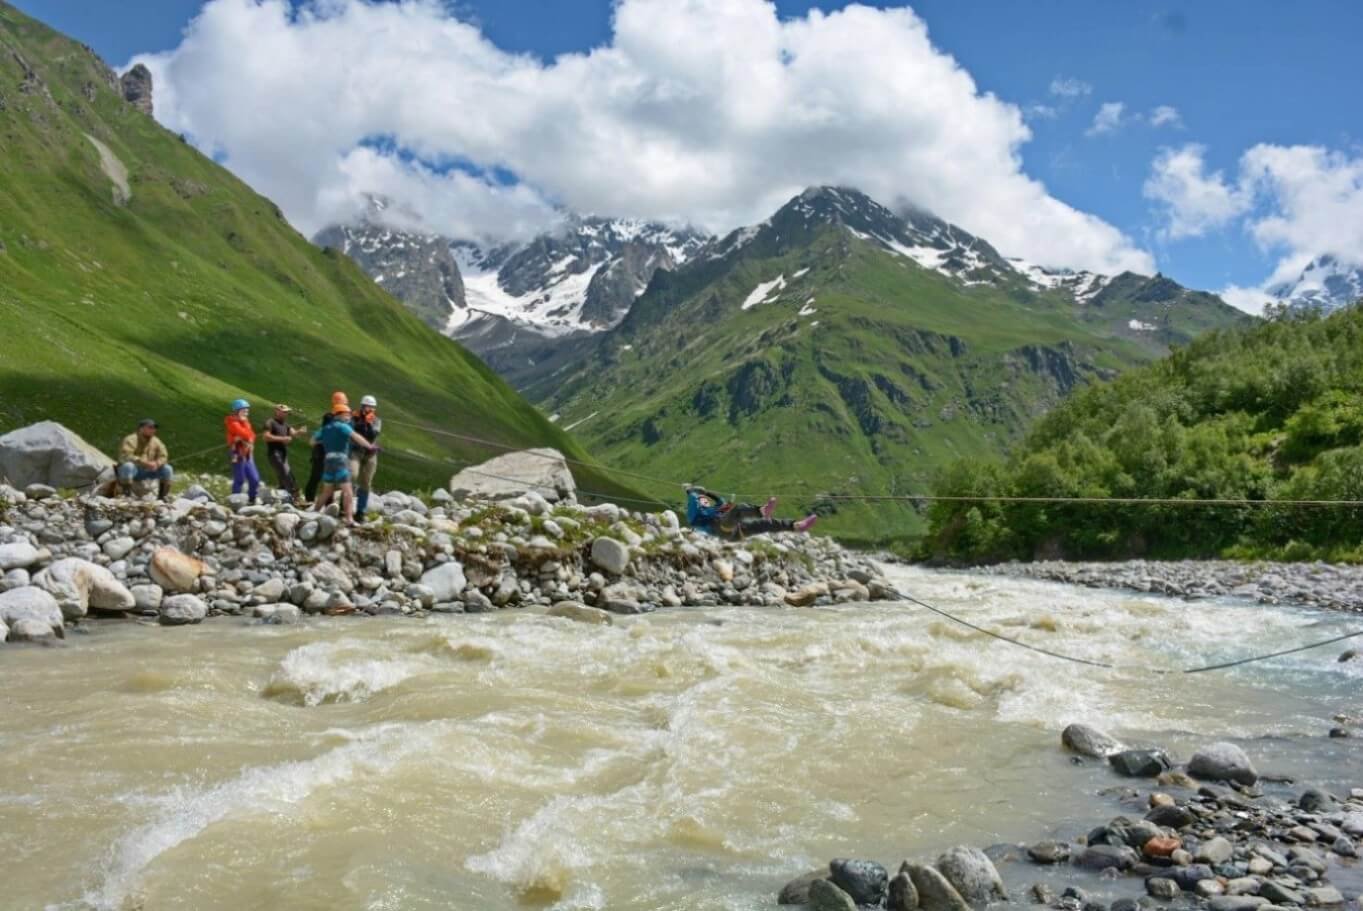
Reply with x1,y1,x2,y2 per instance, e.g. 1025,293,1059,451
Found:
360,395,378,408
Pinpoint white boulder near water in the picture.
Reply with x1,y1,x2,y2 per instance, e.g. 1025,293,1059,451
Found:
0,421,114,490
448,448,576,503
34,558,134,619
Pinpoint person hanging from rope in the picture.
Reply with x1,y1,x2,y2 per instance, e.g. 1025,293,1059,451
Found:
114,418,174,500
261,403,306,504
314,401,379,526
685,484,817,539
349,394,382,522
225,399,261,504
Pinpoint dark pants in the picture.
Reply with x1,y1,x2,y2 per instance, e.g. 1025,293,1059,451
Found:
713,505,795,539
304,444,325,502
267,448,298,498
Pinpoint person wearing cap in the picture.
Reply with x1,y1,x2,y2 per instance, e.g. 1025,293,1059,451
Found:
261,404,307,503
115,418,173,499
314,401,379,525
350,394,382,521
225,399,261,503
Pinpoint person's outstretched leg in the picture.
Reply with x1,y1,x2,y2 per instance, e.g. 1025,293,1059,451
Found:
739,515,818,536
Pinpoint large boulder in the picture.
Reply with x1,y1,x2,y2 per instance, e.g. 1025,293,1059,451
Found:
35,558,134,618
420,562,467,602
829,859,888,906
448,448,576,503
149,547,206,593
0,541,43,571
935,846,1006,905
0,421,114,490
1188,742,1258,786
0,586,64,638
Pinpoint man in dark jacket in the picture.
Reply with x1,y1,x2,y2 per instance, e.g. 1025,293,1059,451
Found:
303,411,335,505
261,404,306,502
350,395,382,521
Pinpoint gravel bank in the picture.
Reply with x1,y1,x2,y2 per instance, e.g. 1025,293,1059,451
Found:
979,561,1363,615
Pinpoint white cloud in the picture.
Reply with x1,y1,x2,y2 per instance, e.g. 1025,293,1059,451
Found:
1085,102,1127,137
1149,105,1182,128
1146,141,1363,311
1217,284,1272,316
134,0,1153,273
1049,76,1092,98
1025,103,1059,121
1143,144,1248,240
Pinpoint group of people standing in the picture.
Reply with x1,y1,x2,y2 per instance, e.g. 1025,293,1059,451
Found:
114,391,384,526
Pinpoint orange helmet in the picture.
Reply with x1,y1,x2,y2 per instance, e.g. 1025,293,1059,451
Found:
331,402,351,417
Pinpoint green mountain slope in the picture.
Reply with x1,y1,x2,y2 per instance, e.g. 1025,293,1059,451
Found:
537,188,1249,544
922,306,1363,563
0,2,632,497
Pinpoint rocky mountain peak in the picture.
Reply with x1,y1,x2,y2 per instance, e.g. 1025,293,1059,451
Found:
120,63,152,115
1268,254,1363,314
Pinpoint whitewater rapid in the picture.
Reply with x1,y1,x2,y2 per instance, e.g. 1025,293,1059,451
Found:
1,564,1359,910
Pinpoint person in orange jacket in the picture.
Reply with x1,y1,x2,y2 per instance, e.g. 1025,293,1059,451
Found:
225,398,261,503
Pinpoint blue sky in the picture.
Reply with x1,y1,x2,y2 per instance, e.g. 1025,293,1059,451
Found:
20,0,1363,301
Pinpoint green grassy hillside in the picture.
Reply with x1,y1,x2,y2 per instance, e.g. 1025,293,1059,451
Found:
0,2,634,498
922,306,1363,563
538,189,1249,545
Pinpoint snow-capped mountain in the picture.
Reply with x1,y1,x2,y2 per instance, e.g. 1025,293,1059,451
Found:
1268,255,1363,314
314,204,464,332
448,216,708,340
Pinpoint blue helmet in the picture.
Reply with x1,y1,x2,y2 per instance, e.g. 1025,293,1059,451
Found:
230,398,250,412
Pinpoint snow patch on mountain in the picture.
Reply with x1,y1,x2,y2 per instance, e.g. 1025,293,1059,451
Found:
742,274,787,310
1268,255,1363,314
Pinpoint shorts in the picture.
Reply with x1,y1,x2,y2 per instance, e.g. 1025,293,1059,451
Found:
321,452,351,485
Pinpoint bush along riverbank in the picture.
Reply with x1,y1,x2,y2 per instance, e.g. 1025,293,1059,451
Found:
0,457,899,646
977,561,1363,615
777,725,1362,910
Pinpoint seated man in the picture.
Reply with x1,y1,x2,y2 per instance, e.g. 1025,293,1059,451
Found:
685,485,817,539
116,418,173,499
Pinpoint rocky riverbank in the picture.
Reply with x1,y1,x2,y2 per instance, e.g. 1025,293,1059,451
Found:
779,725,1362,911
0,459,898,647
979,561,1363,615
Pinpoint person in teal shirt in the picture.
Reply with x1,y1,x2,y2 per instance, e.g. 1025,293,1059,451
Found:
313,404,378,525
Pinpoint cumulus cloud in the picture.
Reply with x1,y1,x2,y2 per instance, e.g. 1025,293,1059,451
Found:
1049,76,1092,98
1149,105,1182,128
134,0,1153,272
1085,102,1127,137
1143,144,1247,240
1146,141,1363,311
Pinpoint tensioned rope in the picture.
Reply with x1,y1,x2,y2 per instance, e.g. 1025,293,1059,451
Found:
385,418,1363,509
891,587,1363,674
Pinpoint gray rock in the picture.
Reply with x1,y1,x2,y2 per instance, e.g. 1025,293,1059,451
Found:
1145,804,1195,829
121,63,153,114
34,558,134,618
0,615,6,643
308,561,355,594
1258,883,1303,906
778,869,827,905
130,583,163,611
1063,723,1125,758
547,601,613,626
254,578,286,603
102,536,136,560
159,594,207,625
0,586,64,637
1197,837,1234,865
0,541,41,571
25,483,57,500
1110,749,1172,778
1188,742,1258,786
1298,789,1337,812
935,847,1004,905
888,871,919,911
907,864,971,911
1304,887,1344,907
273,513,300,537
0,422,114,489
1027,842,1071,864
448,448,576,503
1208,898,1268,911
462,589,494,613
253,603,301,625
1167,865,1215,891
1077,845,1139,872
829,858,888,906
8,616,59,642
808,878,857,911
590,537,630,575
420,562,467,602
1331,836,1356,857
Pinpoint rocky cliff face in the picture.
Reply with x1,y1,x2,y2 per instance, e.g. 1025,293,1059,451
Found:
315,218,466,331
120,63,152,115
